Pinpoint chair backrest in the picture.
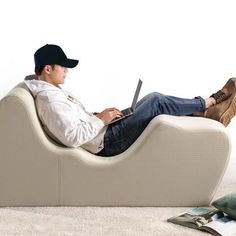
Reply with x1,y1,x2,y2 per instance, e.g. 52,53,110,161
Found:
11,82,66,147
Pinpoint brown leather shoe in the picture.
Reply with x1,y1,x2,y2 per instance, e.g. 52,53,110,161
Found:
210,78,236,104
203,89,236,126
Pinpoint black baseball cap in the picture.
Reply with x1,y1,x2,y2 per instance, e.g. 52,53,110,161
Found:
34,44,79,70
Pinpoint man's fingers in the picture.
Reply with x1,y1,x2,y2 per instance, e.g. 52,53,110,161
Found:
109,110,122,118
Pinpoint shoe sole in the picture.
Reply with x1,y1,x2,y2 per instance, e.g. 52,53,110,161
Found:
219,92,236,126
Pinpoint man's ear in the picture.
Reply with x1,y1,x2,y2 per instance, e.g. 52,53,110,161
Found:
44,65,51,74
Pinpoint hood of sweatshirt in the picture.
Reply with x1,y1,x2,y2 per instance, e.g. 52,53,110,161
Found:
24,76,62,98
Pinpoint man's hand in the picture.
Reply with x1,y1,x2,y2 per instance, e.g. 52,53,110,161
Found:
95,108,123,125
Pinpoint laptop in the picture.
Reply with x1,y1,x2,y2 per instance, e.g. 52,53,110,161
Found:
109,79,143,124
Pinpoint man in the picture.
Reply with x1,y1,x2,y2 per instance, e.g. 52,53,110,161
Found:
24,44,236,157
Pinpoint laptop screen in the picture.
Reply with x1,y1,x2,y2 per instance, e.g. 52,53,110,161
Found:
131,79,143,110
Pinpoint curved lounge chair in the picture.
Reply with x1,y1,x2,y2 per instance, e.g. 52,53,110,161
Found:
0,83,231,206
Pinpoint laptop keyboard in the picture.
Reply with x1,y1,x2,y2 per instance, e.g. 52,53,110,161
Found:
121,108,133,116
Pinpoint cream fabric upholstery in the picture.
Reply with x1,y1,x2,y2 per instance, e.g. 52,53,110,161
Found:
0,83,231,206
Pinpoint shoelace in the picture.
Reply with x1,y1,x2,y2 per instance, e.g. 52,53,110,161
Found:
210,90,228,104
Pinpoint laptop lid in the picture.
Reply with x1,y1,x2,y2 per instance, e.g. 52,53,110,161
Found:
131,79,143,110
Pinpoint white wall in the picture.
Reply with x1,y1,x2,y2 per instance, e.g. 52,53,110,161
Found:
1,0,236,135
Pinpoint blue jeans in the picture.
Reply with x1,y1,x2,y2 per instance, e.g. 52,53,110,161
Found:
97,92,205,157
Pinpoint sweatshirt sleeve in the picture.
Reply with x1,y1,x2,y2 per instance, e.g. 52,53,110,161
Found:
37,98,105,148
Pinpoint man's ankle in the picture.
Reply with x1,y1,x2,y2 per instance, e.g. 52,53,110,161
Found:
205,97,216,109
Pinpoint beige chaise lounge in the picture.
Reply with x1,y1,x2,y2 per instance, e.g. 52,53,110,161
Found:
0,83,231,206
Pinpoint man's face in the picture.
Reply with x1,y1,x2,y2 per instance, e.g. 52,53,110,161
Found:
46,65,68,86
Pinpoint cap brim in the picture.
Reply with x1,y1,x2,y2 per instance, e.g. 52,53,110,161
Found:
60,59,79,68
